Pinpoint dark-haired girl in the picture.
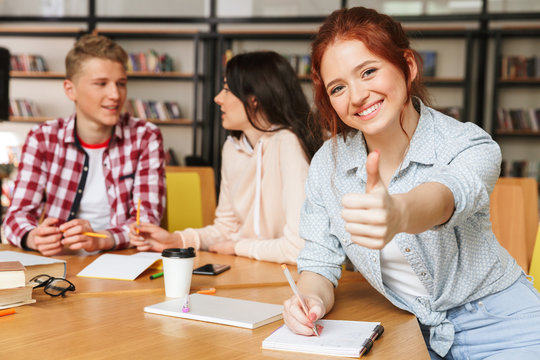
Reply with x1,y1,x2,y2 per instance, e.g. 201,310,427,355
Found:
130,51,323,265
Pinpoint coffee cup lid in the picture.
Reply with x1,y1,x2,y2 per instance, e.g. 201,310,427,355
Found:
161,247,196,258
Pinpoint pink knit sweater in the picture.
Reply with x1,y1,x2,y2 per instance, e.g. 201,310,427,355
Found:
177,129,309,264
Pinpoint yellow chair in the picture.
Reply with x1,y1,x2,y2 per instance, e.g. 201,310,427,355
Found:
529,226,540,291
161,166,216,232
490,182,529,271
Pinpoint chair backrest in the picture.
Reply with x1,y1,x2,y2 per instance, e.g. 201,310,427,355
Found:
494,177,539,268
490,182,529,270
529,226,540,291
161,166,216,232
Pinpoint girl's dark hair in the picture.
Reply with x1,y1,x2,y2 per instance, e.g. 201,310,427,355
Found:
225,51,323,160
310,7,430,138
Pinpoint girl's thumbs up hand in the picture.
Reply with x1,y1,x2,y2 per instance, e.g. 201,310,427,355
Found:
341,150,404,249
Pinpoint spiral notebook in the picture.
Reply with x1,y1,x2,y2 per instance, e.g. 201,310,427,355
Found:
262,319,383,358
144,293,283,329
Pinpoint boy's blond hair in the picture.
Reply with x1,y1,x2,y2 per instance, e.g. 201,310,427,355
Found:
65,34,127,80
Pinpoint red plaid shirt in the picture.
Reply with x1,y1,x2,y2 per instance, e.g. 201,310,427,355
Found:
3,113,166,250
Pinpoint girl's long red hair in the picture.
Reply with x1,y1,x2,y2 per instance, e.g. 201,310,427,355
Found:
310,7,430,139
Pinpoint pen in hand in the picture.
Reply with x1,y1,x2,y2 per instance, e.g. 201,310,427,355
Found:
136,198,141,235
281,264,320,336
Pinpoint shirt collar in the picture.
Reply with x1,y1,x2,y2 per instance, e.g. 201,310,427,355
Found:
63,113,126,145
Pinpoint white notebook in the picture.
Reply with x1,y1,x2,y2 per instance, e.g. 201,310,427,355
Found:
262,319,382,358
77,252,162,281
144,293,283,329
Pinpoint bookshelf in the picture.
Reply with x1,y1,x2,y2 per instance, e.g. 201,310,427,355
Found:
0,0,539,172
407,27,475,123
490,26,540,179
0,22,207,164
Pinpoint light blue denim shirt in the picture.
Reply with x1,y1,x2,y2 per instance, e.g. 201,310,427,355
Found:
297,100,523,356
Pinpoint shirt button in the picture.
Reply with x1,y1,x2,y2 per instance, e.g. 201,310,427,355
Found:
84,166,88,171
405,248,411,252
372,257,377,263
78,189,82,193
421,272,426,276
70,212,75,216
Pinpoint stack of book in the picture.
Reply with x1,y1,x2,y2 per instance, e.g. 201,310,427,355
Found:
0,261,35,309
0,251,66,282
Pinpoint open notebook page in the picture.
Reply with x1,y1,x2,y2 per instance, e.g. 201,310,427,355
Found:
262,319,381,357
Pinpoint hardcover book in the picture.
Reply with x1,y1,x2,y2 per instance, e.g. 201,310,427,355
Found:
0,261,26,290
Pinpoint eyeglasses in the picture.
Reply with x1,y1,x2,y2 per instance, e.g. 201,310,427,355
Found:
29,274,76,297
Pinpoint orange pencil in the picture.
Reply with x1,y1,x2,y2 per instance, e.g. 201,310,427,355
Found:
136,198,141,234
0,308,16,317
82,232,108,239
196,288,216,295
62,230,107,239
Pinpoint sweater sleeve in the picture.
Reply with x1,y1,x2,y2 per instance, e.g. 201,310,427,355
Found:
234,132,309,264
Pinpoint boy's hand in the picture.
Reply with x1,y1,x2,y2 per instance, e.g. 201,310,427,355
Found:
60,219,111,252
27,218,63,256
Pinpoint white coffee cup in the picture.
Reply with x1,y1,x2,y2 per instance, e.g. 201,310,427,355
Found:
161,247,196,298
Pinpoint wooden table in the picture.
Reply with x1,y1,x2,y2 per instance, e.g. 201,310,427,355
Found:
0,245,429,359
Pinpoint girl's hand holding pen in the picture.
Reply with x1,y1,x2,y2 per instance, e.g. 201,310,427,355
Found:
283,294,325,336
341,150,404,250
128,222,182,252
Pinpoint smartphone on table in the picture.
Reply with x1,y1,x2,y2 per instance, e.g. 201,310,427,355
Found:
192,263,231,275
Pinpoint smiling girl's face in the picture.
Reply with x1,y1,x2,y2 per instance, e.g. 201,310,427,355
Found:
320,39,416,138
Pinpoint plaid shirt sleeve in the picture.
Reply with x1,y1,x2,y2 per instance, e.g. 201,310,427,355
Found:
105,117,166,250
3,124,50,247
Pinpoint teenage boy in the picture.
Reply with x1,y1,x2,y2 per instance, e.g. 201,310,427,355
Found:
2,34,166,255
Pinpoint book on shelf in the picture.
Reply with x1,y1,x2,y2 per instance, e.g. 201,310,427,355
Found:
496,108,540,132
124,99,183,121
10,54,49,72
0,251,66,282
433,106,461,121
127,50,174,73
8,98,41,118
0,285,35,310
501,159,540,181
262,319,384,358
418,50,437,77
165,148,180,166
0,261,26,290
282,54,311,76
500,55,540,79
